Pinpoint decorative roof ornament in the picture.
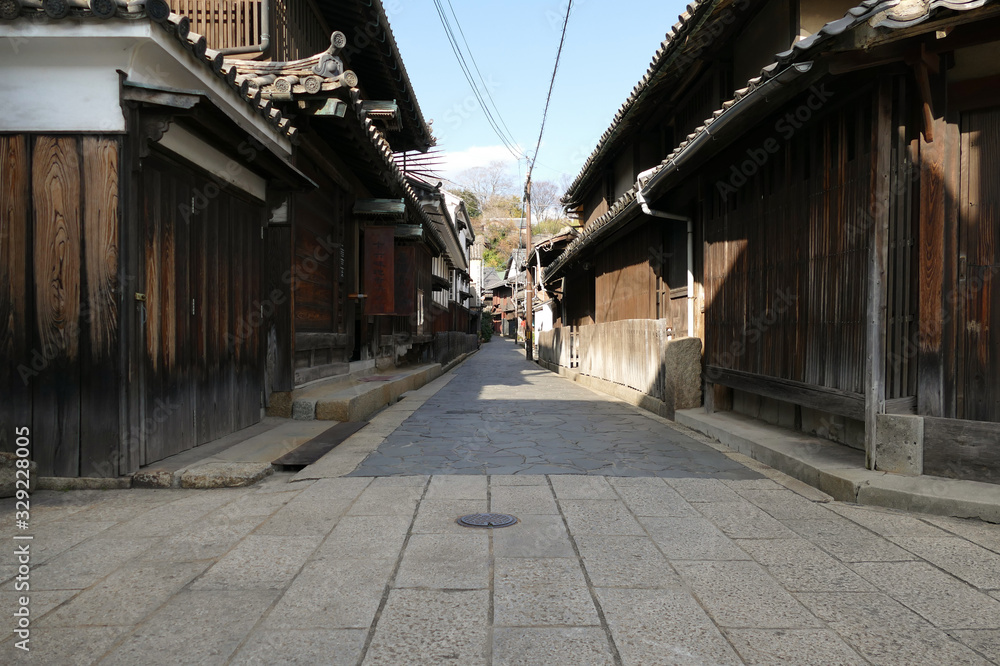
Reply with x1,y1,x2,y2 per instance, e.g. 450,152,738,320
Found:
225,31,359,101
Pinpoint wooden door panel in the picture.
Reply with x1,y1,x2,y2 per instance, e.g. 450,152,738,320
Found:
140,153,263,464
959,107,1000,422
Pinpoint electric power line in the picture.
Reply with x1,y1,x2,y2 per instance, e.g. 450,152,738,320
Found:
431,0,523,160
526,0,573,191
444,0,520,152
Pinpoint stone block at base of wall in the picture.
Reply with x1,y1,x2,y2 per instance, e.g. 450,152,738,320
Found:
0,452,36,497
875,414,924,476
664,337,703,412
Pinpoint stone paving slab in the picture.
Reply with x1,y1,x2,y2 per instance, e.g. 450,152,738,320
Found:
723,628,868,665
343,340,765,479
3,471,1000,664
796,591,993,665
364,589,489,665
596,587,742,665
492,627,615,666
4,341,1000,664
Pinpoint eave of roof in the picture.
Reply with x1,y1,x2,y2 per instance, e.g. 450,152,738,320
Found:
548,0,996,280
1,0,300,142
313,0,434,152
561,0,723,207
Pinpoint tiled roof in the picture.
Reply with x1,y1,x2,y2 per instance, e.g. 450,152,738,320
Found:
225,31,358,100
1,0,298,141
561,0,721,206
547,0,995,279
314,0,434,152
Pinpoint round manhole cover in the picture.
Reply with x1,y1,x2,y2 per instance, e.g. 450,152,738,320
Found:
457,513,518,528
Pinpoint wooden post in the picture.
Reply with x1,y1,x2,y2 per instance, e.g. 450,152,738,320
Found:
917,67,949,418
525,180,534,362
865,79,893,469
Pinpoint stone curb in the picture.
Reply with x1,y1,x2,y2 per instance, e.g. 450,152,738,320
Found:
180,462,274,489
676,408,1000,523
36,476,133,491
314,365,443,421
442,348,479,374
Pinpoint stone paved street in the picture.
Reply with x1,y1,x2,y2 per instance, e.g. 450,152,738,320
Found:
349,339,758,478
2,339,1000,665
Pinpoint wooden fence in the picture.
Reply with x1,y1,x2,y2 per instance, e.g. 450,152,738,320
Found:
536,327,578,368
537,320,702,410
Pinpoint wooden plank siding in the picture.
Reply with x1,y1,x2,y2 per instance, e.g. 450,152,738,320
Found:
31,136,84,477
291,158,350,378
140,151,264,464
703,89,877,402
923,417,1000,484
265,224,293,396
0,135,122,476
80,137,122,476
958,105,1000,423
0,136,32,457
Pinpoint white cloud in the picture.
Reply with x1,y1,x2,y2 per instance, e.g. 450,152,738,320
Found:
438,145,523,182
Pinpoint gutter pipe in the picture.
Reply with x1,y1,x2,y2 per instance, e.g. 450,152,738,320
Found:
219,0,271,58
636,168,695,338
634,62,815,338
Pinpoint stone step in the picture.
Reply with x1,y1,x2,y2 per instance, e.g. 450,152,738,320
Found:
291,363,443,422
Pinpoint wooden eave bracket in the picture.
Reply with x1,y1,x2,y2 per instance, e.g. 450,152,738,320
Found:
906,44,940,142
123,82,203,110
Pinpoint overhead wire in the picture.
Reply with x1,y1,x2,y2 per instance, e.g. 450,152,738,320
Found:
431,0,523,160
526,0,573,192
444,0,520,152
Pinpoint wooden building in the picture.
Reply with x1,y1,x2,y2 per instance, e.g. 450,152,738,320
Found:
544,0,1000,484
0,0,469,477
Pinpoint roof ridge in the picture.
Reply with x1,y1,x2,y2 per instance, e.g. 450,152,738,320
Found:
547,0,997,280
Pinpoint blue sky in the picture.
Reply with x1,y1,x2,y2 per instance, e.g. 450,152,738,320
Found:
386,0,689,190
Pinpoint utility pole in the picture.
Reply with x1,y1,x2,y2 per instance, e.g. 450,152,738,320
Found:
525,179,533,361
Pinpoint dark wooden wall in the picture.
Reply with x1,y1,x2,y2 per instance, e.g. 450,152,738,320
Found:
562,265,596,327
0,134,121,477
957,105,1000,423
593,220,689,329
415,245,432,336
141,151,263,465
291,163,350,377
294,181,346,335
703,91,876,395
595,223,658,323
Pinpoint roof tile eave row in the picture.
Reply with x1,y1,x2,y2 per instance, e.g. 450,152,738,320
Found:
353,103,450,256
1,0,298,142
548,0,995,279
560,0,721,207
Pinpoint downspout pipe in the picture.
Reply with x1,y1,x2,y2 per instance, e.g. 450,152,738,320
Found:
218,0,271,59
631,62,814,340
636,168,695,339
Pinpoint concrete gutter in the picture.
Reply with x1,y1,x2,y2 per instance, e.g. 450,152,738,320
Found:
676,408,1000,523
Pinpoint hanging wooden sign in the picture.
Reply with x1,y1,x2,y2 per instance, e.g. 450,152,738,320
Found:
395,245,416,315
364,226,395,314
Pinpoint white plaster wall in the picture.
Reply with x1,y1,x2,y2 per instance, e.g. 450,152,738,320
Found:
0,21,290,157
0,24,144,133
534,302,555,334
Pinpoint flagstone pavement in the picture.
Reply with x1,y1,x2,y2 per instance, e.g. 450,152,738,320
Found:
2,338,1000,665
